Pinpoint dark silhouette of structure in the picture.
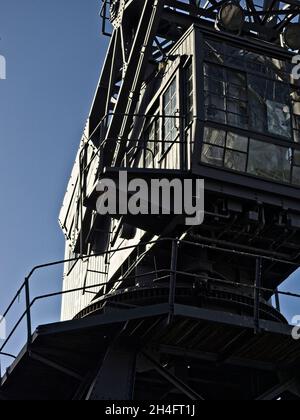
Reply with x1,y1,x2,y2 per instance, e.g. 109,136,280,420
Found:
1,0,300,400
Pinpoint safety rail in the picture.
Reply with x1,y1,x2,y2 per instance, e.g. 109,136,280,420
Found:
74,112,195,254
78,113,195,210
80,113,194,175
0,238,299,377
60,111,196,257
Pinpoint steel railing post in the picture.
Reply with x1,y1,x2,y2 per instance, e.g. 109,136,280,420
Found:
168,239,179,324
254,257,262,334
24,277,32,345
275,288,281,312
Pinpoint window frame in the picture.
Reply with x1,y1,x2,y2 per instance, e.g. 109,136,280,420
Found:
204,63,249,130
203,37,297,144
161,76,180,155
143,113,161,168
201,124,300,187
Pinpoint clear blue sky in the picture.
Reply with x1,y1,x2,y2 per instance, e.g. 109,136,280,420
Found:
0,0,299,368
0,0,107,364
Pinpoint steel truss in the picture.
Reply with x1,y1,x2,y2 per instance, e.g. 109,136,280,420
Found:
93,0,300,172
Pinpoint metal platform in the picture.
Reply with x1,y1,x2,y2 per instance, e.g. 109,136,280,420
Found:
1,303,300,400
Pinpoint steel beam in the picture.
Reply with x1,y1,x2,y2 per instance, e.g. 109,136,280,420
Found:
29,351,83,381
86,339,138,400
141,351,205,400
104,0,166,167
256,379,297,400
159,344,276,371
88,30,118,136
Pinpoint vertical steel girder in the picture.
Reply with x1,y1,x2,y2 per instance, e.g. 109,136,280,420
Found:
93,0,300,161
86,338,138,400
88,30,118,136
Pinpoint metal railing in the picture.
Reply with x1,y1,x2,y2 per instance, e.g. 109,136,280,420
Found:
78,113,195,209
74,112,195,254
60,112,196,258
80,113,194,174
0,238,299,377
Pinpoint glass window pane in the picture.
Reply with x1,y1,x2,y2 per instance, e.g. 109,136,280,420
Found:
226,132,248,152
204,64,249,129
228,84,246,100
204,41,224,63
205,77,224,96
266,100,291,139
163,78,177,145
227,112,248,129
294,150,300,165
205,106,226,124
291,89,300,116
292,167,300,186
247,140,291,183
248,75,291,138
245,54,266,74
248,76,268,133
205,93,226,109
294,130,300,144
224,45,248,69
227,70,246,86
293,109,300,144
201,144,224,167
204,63,224,79
204,127,226,147
227,99,247,116
186,63,193,124
266,79,289,104
225,150,247,172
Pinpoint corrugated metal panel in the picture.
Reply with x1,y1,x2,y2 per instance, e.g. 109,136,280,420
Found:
61,252,108,321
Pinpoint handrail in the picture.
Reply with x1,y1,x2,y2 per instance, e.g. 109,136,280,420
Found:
80,113,194,172
75,112,195,254
0,353,16,360
82,112,194,152
82,136,191,176
0,237,299,378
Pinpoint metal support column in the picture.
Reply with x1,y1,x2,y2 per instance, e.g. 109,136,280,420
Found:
86,338,138,400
